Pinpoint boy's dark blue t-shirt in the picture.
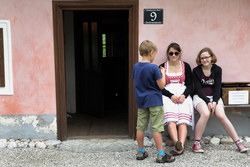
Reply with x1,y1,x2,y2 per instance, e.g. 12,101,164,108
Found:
132,62,163,108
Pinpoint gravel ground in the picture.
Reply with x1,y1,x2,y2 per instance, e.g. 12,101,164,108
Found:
0,139,249,167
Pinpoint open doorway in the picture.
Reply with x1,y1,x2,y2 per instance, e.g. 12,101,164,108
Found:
63,10,129,139
53,0,138,141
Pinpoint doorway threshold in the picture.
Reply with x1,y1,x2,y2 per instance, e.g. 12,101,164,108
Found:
67,135,130,140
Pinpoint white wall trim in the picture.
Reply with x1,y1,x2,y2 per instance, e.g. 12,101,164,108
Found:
0,20,13,95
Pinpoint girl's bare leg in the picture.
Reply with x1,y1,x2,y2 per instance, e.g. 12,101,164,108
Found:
215,104,239,141
194,102,210,140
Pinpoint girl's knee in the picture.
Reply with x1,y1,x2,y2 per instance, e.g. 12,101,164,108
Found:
215,107,226,121
177,123,187,128
216,114,226,122
168,122,176,127
200,111,210,119
196,103,210,119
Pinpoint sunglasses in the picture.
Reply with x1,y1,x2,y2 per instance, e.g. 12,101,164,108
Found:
168,52,179,56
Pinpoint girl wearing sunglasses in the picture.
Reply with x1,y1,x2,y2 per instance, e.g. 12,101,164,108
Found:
192,47,248,153
159,43,194,156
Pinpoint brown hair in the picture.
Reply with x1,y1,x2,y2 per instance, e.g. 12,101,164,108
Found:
166,42,182,60
196,47,217,65
139,40,157,56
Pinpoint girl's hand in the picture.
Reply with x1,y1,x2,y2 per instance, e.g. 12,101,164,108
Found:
171,95,179,104
208,102,212,110
159,67,165,76
177,95,185,103
211,102,217,115
208,102,213,117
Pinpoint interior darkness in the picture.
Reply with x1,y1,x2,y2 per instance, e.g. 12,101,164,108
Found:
67,10,129,138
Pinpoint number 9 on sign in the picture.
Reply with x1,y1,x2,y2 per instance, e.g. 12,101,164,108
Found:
144,9,163,24
150,12,157,21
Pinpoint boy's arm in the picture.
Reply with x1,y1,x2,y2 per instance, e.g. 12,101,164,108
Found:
156,67,166,89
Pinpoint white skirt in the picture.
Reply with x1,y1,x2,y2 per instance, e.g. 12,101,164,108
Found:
162,83,194,129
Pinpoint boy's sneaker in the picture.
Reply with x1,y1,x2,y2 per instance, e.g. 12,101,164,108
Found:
156,153,175,163
192,141,204,153
136,151,148,160
236,140,248,153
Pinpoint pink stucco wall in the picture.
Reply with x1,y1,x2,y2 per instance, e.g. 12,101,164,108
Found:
0,0,56,115
139,0,250,82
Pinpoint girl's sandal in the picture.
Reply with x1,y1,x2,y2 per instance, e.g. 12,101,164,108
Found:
175,141,183,151
170,150,184,156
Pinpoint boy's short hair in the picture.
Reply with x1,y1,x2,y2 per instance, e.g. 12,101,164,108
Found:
139,40,157,56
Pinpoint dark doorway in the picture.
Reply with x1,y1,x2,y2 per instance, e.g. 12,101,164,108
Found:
64,10,129,139
53,0,138,141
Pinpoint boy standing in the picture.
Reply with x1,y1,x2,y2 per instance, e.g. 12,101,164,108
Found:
132,40,175,163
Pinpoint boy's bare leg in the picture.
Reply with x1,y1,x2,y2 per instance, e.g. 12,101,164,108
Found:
153,132,163,151
137,131,145,149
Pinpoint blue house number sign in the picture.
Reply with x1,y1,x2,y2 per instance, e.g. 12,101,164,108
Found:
144,9,163,24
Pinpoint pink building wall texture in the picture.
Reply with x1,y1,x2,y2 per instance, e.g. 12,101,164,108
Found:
139,0,250,83
0,0,56,115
